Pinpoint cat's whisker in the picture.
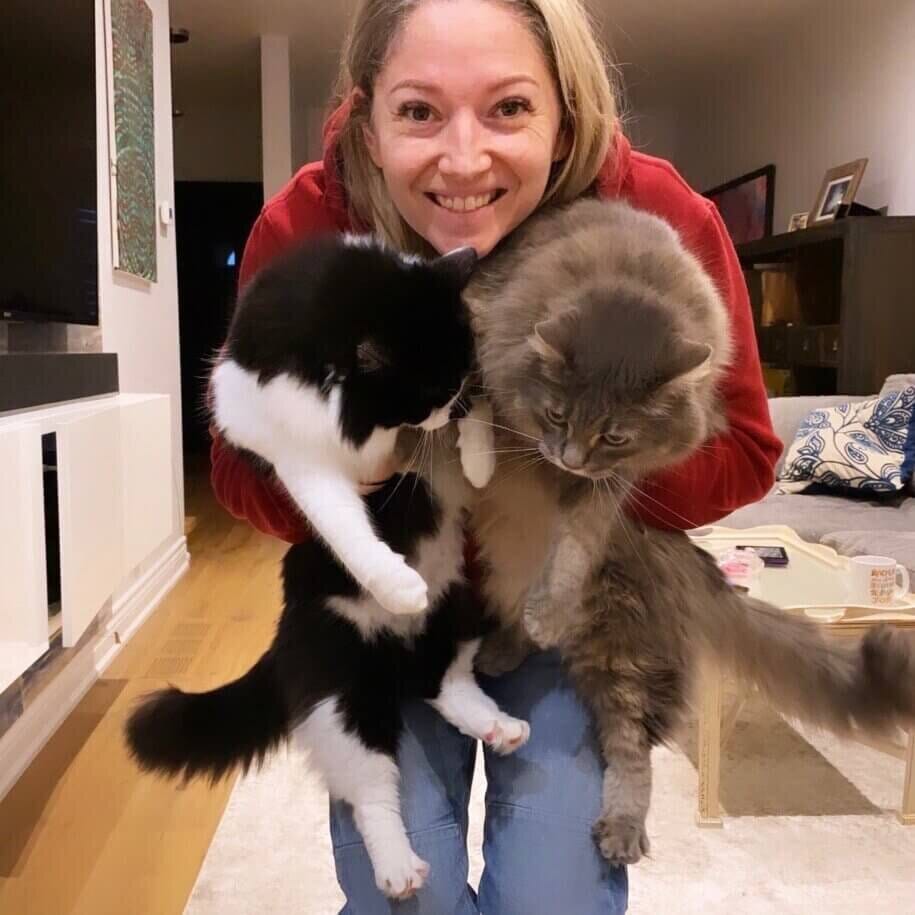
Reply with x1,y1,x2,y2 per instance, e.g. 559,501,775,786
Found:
458,416,541,444
598,476,654,578
464,447,540,457
485,453,546,491
615,476,701,530
378,431,426,511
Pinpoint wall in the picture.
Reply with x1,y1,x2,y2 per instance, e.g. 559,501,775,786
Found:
644,0,915,232
292,103,330,171
173,102,262,182
94,0,185,530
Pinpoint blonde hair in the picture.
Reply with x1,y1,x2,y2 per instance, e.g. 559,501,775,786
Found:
332,0,619,253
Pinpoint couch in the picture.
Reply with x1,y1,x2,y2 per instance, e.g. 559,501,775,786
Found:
718,376,915,577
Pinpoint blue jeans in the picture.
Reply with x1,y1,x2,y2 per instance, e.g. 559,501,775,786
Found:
330,650,628,914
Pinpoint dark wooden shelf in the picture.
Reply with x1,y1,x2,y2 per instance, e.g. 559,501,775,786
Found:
736,216,915,395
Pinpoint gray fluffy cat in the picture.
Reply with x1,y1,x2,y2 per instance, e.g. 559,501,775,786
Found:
464,198,915,865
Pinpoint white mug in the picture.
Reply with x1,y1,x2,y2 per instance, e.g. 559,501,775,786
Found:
847,555,910,606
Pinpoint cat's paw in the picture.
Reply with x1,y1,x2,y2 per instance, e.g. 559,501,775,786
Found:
474,628,535,676
369,559,429,616
483,715,531,755
457,406,495,489
460,447,496,489
374,850,430,900
522,598,558,649
593,813,650,866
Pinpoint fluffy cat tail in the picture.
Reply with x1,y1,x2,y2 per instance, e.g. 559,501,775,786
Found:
124,652,288,784
702,595,915,739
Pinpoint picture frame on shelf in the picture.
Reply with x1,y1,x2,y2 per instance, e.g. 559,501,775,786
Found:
787,212,809,232
809,158,868,225
703,164,775,246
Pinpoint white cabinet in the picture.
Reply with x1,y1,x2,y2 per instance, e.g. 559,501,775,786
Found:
57,405,124,647
0,393,174,676
0,424,49,693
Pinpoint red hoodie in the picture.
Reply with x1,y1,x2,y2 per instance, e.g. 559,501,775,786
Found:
210,108,782,542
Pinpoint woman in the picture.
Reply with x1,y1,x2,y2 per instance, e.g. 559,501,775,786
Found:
210,1,782,911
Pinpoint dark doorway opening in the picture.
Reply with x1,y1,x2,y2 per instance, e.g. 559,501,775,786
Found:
175,181,263,456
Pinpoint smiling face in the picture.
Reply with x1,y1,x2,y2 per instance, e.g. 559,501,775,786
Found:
363,0,568,257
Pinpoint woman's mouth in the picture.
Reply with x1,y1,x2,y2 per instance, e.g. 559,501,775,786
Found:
426,189,507,213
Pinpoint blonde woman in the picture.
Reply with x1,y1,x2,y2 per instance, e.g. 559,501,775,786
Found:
210,0,781,911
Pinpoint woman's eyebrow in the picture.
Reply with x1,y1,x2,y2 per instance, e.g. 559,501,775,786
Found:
388,74,541,95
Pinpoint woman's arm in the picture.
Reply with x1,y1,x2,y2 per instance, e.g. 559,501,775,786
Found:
627,203,783,531
209,206,310,543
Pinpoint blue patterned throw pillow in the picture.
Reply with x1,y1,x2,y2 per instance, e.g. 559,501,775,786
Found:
779,385,915,494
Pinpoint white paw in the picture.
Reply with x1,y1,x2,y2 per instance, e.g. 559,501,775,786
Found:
483,715,531,755
457,409,495,489
375,850,430,900
461,446,496,489
369,558,429,616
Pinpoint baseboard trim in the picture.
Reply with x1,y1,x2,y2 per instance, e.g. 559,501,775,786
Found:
0,534,190,803
107,535,190,651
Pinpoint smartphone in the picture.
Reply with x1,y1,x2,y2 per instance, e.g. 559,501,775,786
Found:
735,545,789,567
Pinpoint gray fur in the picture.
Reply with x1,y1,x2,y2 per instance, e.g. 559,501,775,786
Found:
467,197,915,865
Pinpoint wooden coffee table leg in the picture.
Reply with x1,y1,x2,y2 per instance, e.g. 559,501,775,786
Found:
900,729,915,826
696,660,724,827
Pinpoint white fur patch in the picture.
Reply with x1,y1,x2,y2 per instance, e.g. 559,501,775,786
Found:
212,358,430,614
293,699,428,899
457,399,496,488
430,640,531,753
327,454,468,639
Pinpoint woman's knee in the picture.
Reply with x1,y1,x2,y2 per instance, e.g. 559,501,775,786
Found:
477,651,628,914
478,803,627,915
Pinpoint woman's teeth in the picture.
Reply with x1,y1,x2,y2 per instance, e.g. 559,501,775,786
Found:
433,191,498,212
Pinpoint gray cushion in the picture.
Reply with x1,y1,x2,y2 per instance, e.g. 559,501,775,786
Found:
720,490,915,545
879,374,915,397
821,530,915,578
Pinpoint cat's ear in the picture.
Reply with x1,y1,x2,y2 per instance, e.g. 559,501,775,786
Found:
669,340,714,384
434,246,478,289
355,339,391,375
530,311,578,364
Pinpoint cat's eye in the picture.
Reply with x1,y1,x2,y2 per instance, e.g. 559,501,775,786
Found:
545,407,566,426
602,430,632,448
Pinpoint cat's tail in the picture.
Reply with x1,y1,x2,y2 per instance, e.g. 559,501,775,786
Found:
700,592,915,739
124,652,289,783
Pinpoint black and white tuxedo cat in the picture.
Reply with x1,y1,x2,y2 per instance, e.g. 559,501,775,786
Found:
125,235,523,901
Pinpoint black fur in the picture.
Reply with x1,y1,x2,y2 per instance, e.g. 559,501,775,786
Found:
225,236,476,446
125,473,493,780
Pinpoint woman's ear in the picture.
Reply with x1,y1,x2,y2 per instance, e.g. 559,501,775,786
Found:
552,125,573,163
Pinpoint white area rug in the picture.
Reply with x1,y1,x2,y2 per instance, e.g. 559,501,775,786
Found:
185,698,915,914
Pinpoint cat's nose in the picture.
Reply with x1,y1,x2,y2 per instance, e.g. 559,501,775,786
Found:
561,443,587,470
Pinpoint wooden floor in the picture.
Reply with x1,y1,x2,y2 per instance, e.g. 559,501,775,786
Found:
0,460,286,915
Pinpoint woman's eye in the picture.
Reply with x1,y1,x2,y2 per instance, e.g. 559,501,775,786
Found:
399,103,434,123
602,430,631,447
546,407,566,425
495,98,531,118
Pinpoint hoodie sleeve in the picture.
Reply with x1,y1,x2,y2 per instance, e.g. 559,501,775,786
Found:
208,207,309,543
626,203,783,531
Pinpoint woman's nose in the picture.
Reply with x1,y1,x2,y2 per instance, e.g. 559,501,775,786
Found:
437,111,492,180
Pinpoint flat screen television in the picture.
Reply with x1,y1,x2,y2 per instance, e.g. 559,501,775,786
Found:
0,1,99,325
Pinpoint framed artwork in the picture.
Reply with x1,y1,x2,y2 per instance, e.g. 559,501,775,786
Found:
703,164,775,246
104,0,157,282
787,212,809,232
809,159,869,225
